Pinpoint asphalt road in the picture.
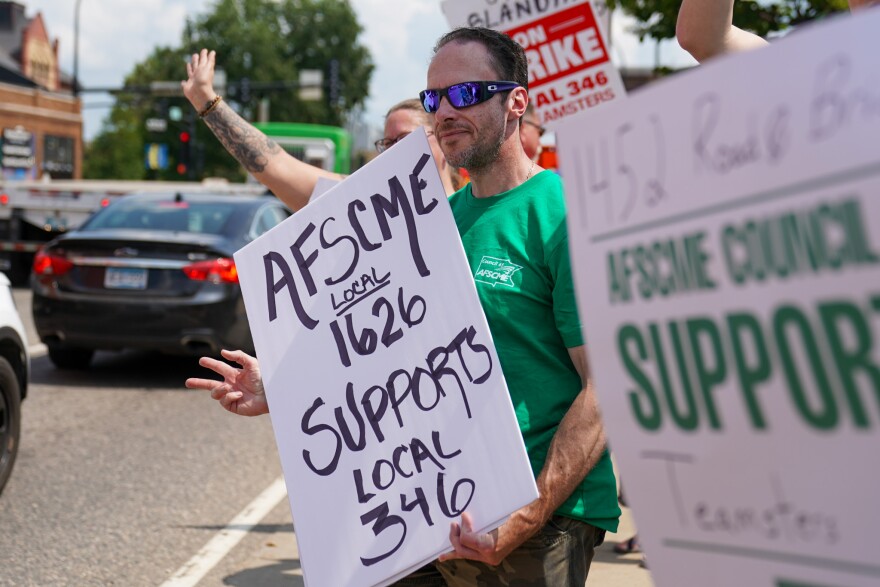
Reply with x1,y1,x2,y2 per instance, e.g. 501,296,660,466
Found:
0,288,654,587
0,288,288,587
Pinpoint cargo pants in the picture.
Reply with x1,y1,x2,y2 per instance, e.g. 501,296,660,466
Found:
392,515,606,587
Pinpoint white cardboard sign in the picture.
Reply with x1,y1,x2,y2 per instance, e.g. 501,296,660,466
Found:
234,130,538,587
440,0,626,126
558,10,880,587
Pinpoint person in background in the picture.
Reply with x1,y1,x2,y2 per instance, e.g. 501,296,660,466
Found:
519,102,544,161
180,50,460,206
377,98,465,195
676,0,877,62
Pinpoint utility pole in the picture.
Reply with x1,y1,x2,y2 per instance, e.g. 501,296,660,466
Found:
74,0,83,98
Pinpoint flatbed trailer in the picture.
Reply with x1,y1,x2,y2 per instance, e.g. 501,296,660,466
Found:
0,179,265,284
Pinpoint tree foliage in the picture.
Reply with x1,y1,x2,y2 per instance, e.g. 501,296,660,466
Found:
85,46,187,180
610,0,849,43
85,0,373,180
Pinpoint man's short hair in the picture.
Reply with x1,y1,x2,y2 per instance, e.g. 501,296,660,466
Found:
433,27,529,91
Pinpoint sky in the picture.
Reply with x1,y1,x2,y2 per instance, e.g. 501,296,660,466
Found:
23,0,696,141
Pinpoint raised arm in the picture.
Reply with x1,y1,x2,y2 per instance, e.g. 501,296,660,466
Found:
676,0,769,62
181,49,343,211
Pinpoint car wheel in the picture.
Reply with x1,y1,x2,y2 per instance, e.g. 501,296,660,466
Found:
47,345,95,370
0,356,21,496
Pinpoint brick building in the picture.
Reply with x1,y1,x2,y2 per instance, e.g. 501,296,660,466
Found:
0,1,81,180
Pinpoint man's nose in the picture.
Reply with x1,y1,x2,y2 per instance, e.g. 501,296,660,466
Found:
435,95,458,120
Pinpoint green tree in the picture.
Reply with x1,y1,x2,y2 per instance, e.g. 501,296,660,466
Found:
86,46,191,181
85,0,373,180
610,0,849,44
83,104,148,179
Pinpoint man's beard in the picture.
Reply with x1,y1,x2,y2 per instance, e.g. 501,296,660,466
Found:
441,110,506,172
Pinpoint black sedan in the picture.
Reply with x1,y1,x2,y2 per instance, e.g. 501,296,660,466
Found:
31,191,291,369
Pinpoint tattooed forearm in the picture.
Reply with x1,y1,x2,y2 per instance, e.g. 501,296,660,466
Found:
202,102,282,173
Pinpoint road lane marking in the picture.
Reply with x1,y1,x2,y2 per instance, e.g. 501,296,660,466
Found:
160,476,288,587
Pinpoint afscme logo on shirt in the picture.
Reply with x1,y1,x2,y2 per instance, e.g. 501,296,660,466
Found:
474,256,523,288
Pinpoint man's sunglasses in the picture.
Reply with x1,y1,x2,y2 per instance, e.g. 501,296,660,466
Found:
419,81,521,113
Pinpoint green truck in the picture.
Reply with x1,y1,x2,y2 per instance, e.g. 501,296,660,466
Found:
253,122,352,175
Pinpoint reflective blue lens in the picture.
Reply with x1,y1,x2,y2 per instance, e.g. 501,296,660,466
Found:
449,82,481,108
420,90,440,113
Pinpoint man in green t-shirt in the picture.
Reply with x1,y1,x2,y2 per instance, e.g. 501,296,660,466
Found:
400,27,620,586
184,26,619,587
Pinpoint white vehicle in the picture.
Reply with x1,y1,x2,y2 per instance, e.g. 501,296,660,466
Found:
0,271,29,495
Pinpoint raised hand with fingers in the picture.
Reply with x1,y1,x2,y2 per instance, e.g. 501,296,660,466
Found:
181,48,218,112
185,349,269,417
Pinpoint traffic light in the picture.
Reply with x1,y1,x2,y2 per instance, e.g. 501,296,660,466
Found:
178,130,191,175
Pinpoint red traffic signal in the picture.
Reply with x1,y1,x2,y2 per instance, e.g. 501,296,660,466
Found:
179,131,191,143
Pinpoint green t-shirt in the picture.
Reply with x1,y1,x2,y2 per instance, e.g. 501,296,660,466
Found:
449,170,620,532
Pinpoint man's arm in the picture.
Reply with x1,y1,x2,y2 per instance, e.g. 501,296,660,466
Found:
181,49,343,211
676,0,769,62
439,344,606,566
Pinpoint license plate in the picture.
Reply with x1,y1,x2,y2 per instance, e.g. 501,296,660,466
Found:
104,267,148,290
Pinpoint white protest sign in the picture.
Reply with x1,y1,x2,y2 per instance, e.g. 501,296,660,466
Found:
234,130,538,587
440,0,625,126
557,10,880,587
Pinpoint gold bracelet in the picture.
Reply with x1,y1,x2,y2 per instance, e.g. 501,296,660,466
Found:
199,95,222,118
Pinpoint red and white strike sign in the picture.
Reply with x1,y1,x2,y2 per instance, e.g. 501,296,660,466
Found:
441,0,626,126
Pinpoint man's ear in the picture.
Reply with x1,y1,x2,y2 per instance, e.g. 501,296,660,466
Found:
509,86,529,121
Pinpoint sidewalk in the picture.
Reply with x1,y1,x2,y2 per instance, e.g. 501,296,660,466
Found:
229,506,653,586
588,507,653,586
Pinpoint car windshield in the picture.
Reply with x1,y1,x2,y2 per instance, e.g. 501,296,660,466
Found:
84,198,241,235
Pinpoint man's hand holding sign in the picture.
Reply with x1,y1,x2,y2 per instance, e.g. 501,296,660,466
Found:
441,345,606,567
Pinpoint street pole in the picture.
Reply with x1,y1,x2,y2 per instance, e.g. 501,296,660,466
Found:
73,0,82,98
